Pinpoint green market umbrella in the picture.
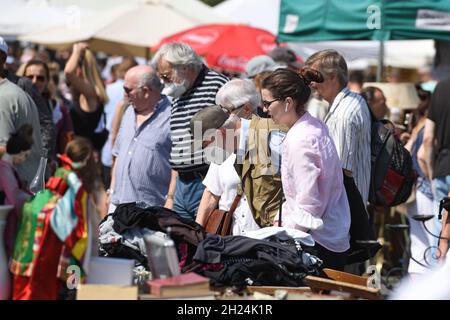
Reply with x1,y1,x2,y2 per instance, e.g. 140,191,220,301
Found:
278,0,450,42
278,0,450,79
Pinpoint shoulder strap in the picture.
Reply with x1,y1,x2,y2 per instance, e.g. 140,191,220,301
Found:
221,185,243,235
278,191,283,227
228,185,243,216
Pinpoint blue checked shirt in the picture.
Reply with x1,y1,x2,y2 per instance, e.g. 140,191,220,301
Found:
111,96,172,207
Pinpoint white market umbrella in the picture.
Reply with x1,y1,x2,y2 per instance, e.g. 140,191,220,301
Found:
0,0,88,38
19,0,229,57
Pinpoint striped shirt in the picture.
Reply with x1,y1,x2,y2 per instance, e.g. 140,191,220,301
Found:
324,87,371,204
169,66,228,172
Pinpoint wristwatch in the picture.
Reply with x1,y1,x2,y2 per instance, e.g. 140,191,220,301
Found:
166,194,174,200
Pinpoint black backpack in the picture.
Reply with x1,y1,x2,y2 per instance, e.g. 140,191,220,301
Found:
368,112,416,207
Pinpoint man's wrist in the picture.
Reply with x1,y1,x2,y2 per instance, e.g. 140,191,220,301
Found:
166,194,174,200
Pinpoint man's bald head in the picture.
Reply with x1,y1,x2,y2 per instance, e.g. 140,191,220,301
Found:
125,65,163,92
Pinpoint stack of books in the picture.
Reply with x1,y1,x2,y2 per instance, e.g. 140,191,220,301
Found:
143,272,214,299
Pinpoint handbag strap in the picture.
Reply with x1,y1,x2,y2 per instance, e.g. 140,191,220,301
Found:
222,185,243,235
228,185,243,216
278,191,283,227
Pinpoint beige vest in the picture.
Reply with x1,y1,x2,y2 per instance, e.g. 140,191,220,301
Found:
237,116,288,227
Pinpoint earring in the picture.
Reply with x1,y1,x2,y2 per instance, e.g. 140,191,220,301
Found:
285,103,289,112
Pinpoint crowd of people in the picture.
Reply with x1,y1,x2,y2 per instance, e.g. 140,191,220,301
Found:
1,35,449,299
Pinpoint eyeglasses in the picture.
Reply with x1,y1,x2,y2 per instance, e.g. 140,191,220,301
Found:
158,66,183,84
123,86,144,95
123,86,134,94
159,72,172,83
220,104,245,115
26,75,46,82
262,98,280,109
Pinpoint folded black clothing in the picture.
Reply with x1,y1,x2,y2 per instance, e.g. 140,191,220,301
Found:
193,234,321,288
112,203,206,246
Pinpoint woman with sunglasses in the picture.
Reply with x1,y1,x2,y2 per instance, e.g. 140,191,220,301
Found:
64,42,109,152
260,68,351,271
23,60,74,155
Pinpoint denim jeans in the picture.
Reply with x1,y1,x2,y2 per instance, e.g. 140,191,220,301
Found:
173,176,205,221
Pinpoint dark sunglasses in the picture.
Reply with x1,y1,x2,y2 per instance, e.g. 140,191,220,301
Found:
262,98,280,109
158,72,172,83
123,86,133,95
219,104,245,115
123,85,145,95
26,75,46,82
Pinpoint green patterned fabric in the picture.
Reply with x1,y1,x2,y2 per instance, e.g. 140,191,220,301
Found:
10,167,71,276
11,189,56,275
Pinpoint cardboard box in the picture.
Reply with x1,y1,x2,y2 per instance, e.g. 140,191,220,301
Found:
77,284,138,300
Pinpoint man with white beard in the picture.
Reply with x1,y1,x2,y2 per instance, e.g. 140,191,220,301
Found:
152,42,228,220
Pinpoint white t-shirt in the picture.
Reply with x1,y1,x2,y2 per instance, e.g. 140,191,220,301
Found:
202,153,260,236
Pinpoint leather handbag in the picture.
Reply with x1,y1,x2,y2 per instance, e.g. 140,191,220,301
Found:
204,191,242,236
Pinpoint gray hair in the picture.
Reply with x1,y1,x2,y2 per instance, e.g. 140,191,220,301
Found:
215,79,260,113
305,49,348,86
138,71,163,93
151,42,203,73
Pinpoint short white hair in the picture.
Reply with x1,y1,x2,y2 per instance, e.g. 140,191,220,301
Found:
151,42,203,72
215,79,260,113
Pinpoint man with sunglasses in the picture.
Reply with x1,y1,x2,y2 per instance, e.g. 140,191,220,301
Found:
107,65,172,213
1,46,56,163
0,37,44,185
152,42,228,221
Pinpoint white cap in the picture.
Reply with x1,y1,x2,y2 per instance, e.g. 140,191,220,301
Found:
0,36,8,54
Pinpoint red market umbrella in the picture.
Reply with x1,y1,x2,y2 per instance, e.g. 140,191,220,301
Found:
153,23,279,73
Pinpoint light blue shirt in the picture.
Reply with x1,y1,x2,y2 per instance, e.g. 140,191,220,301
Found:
268,129,285,176
111,96,172,206
238,118,285,176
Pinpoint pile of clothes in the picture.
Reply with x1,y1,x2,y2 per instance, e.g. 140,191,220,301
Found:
99,202,205,271
192,234,321,288
99,202,322,288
